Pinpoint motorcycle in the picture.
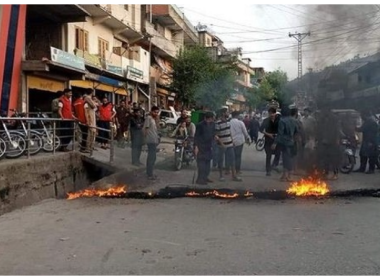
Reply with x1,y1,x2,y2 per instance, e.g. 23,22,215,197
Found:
174,136,194,171
339,137,357,174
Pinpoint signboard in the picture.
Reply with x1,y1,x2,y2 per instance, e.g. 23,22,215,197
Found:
74,49,102,68
106,64,124,76
84,72,124,88
126,66,144,80
50,47,85,71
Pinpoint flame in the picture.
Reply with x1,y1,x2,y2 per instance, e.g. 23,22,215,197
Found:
286,177,329,197
67,185,127,200
185,190,249,199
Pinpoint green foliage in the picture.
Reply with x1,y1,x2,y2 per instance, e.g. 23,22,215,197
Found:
171,46,235,109
244,69,290,110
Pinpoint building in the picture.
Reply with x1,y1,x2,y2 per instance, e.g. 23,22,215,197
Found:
198,26,259,111
0,5,27,114
21,4,154,113
142,4,198,110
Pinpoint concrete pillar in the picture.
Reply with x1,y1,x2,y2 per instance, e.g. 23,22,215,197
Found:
0,5,27,114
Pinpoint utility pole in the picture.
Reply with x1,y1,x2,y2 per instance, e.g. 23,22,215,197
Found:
289,31,310,106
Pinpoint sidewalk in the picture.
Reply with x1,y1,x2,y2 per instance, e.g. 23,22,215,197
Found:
88,136,175,172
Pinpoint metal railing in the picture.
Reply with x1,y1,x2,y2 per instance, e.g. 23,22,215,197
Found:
0,116,115,163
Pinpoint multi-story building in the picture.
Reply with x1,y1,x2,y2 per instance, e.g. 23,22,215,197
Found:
1,4,198,113
21,4,154,112
142,4,198,110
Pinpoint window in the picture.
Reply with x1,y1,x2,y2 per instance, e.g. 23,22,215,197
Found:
98,38,109,59
124,5,129,11
75,27,89,52
206,38,211,46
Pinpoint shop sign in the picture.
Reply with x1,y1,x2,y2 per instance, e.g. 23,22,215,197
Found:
50,47,85,71
126,66,143,80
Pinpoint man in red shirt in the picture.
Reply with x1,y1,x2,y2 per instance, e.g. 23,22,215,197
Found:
73,92,89,153
97,96,116,149
58,88,75,152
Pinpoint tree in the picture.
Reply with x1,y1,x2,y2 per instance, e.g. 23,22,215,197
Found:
194,62,236,111
171,46,236,109
243,69,291,111
263,69,290,106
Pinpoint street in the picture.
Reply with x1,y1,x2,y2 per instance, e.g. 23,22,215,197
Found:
0,144,380,275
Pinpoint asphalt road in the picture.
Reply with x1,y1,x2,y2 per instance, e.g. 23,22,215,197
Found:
0,144,380,275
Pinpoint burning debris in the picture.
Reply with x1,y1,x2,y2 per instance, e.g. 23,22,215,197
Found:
66,185,380,201
286,176,330,197
185,190,251,199
66,185,127,200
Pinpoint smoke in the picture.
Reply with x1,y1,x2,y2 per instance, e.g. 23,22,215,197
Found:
300,5,380,70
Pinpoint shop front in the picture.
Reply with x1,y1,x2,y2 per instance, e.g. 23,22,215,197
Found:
22,46,86,113
70,74,128,106
26,75,66,113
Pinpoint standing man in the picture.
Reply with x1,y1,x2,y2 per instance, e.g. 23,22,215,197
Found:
194,111,216,185
215,108,242,182
354,111,378,174
51,90,63,118
272,107,298,182
260,107,281,176
83,88,98,152
230,111,250,175
315,106,342,180
58,88,75,152
130,108,144,166
115,99,131,147
97,96,116,149
73,92,89,153
144,106,160,180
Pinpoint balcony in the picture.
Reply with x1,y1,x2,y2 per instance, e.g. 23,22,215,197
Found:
151,5,198,45
145,22,177,58
26,5,90,23
79,4,142,42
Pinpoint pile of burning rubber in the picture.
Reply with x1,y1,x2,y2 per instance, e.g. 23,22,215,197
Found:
67,175,380,200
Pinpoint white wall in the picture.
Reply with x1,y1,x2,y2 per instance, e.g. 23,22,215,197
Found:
121,46,150,84
67,17,114,56
108,4,142,32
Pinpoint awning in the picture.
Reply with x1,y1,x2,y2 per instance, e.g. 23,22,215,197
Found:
70,80,127,95
27,75,65,92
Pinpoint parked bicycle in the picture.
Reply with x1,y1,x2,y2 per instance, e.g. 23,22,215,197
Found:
10,109,43,155
32,108,61,152
0,116,26,159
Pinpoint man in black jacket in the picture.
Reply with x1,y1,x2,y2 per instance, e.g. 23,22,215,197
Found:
194,111,216,185
259,107,281,176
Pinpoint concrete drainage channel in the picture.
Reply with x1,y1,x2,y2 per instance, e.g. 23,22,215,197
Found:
0,153,117,216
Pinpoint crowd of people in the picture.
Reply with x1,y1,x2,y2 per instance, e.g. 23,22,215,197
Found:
51,88,162,180
51,88,380,184
193,103,380,185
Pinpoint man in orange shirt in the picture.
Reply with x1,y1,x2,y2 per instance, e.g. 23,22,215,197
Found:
98,96,116,149
58,88,75,152
73,93,89,153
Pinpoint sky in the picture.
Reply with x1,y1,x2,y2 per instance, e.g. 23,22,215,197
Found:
179,3,380,81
